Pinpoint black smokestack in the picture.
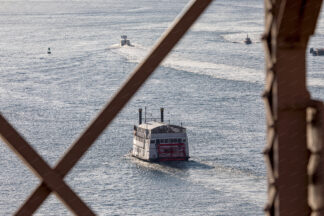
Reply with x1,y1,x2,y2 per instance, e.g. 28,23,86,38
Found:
160,108,164,122
139,108,142,124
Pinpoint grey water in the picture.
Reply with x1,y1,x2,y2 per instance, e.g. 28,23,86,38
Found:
1,0,324,215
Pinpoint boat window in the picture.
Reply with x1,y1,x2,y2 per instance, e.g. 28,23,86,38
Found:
150,140,155,144
156,139,160,144
183,139,186,142
178,139,181,143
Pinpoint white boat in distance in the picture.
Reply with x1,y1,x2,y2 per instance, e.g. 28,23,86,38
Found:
132,108,189,162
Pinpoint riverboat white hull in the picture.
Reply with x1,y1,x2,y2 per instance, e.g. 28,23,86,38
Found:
132,108,189,162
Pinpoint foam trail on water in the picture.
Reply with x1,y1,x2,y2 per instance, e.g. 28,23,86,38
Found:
221,32,261,44
112,43,324,88
111,43,264,84
125,154,266,208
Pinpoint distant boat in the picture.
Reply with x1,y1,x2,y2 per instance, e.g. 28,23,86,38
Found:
244,35,252,44
120,35,133,47
132,108,189,162
310,47,324,56
47,47,51,54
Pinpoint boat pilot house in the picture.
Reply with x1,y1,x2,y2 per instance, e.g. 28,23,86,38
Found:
132,108,189,162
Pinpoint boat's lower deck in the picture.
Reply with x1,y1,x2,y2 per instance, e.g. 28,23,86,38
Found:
132,141,189,162
132,154,189,162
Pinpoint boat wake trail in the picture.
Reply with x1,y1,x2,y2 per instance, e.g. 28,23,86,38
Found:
221,32,261,44
125,154,266,208
109,43,264,84
109,42,324,88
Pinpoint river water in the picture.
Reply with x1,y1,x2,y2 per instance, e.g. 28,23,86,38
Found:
1,1,324,215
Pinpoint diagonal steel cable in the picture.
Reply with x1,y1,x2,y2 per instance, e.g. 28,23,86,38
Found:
0,114,95,215
12,0,213,215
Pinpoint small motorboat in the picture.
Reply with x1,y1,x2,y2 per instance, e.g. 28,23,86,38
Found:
120,35,133,46
310,47,324,56
244,35,252,44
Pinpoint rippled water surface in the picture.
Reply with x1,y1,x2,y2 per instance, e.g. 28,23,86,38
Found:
1,1,324,215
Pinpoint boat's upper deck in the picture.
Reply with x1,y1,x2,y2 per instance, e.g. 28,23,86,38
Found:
135,121,186,134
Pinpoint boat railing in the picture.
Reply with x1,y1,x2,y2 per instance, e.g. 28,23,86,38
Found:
152,127,186,134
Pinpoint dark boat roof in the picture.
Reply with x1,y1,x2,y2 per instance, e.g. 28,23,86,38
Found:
137,121,186,133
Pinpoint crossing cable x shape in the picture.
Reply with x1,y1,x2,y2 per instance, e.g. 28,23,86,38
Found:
0,0,213,215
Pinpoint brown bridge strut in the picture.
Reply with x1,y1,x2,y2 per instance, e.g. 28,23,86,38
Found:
263,0,323,215
0,0,212,215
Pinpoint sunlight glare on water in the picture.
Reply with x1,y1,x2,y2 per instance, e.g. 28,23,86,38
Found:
1,0,324,215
